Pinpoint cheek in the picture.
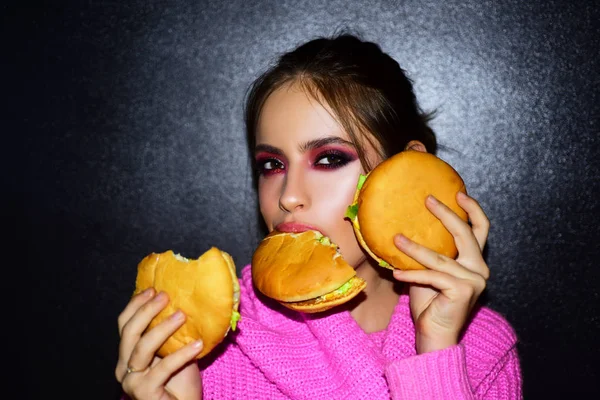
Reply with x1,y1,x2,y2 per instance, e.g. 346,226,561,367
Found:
311,176,356,216
258,176,282,229
309,170,365,265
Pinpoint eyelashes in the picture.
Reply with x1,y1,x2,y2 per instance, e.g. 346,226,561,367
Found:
255,157,285,176
255,149,358,176
312,149,357,169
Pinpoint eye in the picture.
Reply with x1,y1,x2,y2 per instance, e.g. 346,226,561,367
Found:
316,155,341,166
263,159,283,170
257,157,285,176
313,150,355,169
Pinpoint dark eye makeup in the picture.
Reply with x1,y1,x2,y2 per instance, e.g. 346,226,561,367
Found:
255,155,285,176
254,146,359,177
312,149,358,169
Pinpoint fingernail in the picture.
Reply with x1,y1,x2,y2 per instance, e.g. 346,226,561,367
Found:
191,340,203,349
142,288,154,297
153,291,167,302
170,310,184,321
457,191,468,200
426,195,439,205
395,234,410,246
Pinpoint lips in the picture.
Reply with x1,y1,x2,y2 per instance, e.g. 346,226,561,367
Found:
275,222,322,234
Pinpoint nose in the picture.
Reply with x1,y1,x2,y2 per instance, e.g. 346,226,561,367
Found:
278,165,310,213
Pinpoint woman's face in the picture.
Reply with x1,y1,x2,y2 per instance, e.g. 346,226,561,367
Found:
254,82,381,268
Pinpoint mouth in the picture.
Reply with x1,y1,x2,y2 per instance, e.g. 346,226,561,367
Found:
275,222,323,234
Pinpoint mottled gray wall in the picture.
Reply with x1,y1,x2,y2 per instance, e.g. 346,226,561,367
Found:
8,0,599,398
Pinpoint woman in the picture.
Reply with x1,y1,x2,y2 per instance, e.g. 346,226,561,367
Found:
116,33,522,399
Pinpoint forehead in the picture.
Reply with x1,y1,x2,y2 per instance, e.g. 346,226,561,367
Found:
255,82,349,146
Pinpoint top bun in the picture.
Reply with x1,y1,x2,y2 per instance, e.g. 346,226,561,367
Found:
252,230,358,303
134,248,240,359
350,150,468,270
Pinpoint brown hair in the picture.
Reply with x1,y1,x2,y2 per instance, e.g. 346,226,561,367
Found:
245,33,436,175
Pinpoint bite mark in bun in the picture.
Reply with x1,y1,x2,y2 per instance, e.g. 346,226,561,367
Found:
134,247,240,359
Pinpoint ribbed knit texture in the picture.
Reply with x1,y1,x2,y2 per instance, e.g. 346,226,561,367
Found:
199,265,522,399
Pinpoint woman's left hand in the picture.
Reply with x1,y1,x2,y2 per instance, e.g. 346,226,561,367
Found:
392,191,490,354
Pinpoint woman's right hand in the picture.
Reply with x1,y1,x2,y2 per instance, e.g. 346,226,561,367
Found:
115,288,204,400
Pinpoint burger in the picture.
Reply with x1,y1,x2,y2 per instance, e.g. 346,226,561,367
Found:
133,247,240,359
345,150,468,270
252,230,366,313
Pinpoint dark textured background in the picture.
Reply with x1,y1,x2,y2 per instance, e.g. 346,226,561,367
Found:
7,0,599,398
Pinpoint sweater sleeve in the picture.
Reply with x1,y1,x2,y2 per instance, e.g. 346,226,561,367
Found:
385,344,521,399
385,345,471,399
384,305,522,400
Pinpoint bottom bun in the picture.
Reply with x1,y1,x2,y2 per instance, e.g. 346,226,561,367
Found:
281,276,367,313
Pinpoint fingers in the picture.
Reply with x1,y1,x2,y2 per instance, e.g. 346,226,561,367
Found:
128,309,187,372
116,287,204,399
147,340,204,384
393,233,487,295
394,234,482,281
425,194,479,254
116,291,170,382
393,234,487,306
122,341,204,397
118,288,156,336
455,192,489,252
120,291,169,350
424,194,490,279
393,268,486,300
393,266,486,326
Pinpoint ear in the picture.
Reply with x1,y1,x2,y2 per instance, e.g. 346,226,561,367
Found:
405,140,427,153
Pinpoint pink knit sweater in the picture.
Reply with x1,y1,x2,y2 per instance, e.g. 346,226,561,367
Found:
199,265,522,399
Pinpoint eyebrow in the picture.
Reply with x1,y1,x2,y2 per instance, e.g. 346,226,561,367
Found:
254,136,356,156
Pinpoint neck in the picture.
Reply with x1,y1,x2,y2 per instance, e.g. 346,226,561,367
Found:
348,258,402,333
